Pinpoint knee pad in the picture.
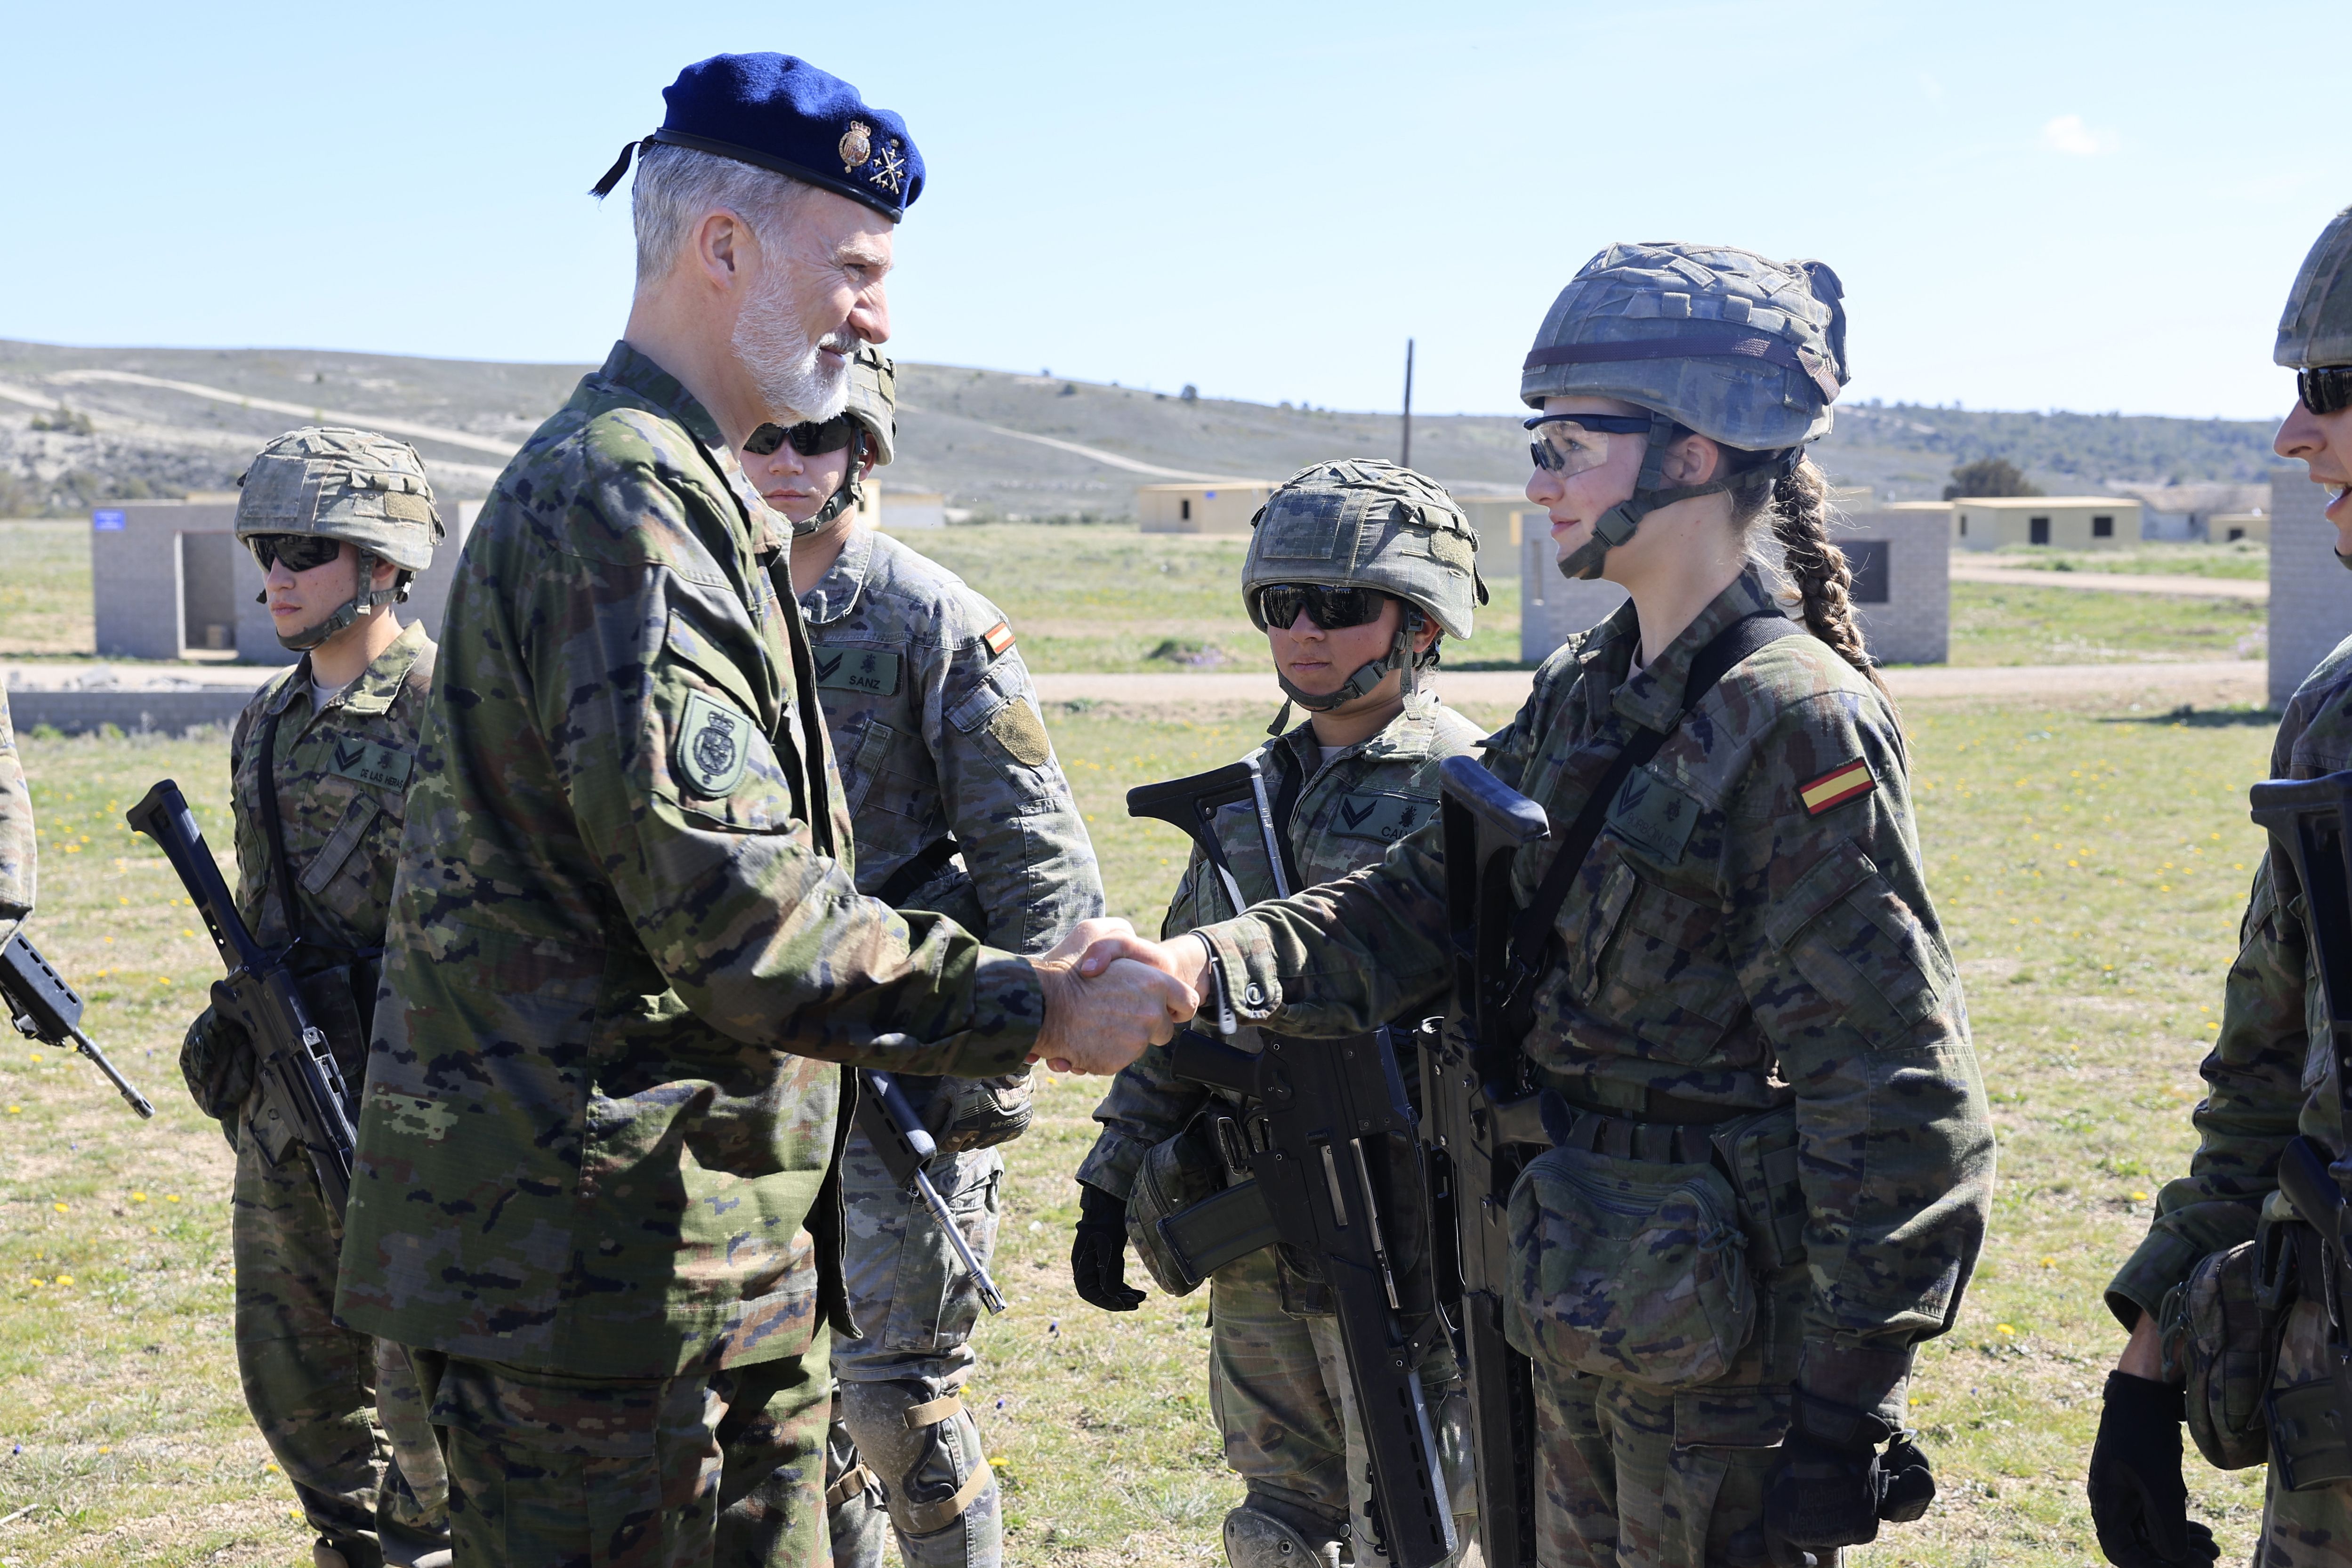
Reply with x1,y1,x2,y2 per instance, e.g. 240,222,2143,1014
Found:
838,1381,995,1539
1222,1504,1342,1568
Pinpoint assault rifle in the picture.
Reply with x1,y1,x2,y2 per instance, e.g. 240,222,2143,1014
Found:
856,1069,1007,1315
2251,769,2352,1487
126,780,357,1219
0,930,155,1117
1127,758,1458,1568
1426,754,1552,1568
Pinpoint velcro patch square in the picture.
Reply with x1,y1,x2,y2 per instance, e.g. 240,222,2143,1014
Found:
1798,758,1876,816
981,621,1015,659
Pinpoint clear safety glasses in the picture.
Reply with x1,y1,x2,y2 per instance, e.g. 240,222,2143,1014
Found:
1523,411,1653,475
2300,366,2352,418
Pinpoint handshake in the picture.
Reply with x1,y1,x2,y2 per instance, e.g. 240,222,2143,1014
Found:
1027,918,1217,1076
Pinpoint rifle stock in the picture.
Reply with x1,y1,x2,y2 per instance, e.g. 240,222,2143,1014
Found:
0,932,155,1118
125,779,356,1219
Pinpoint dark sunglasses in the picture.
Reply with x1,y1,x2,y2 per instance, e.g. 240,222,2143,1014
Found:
2300,365,2352,418
1255,583,1389,632
246,534,345,573
744,414,859,458
1522,410,1654,472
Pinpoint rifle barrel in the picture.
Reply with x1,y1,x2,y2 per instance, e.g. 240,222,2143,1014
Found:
69,1023,154,1119
912,1166,1006,1314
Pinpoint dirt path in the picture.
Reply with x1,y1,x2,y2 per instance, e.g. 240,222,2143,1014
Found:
1948,561,2267,600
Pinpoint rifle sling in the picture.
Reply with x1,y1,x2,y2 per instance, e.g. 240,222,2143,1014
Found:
876,835,964,906
1501,612,1800,1004
257,700,306,953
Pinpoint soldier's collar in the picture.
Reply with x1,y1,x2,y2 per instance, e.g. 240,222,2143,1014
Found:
261,658,311,718
598,341,731,453
1609,568,1779,731
797,525,877,625
339,621,430,716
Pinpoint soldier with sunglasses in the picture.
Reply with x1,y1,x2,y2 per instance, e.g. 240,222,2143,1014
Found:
2092,208,2352,1568
1073,459,1485,1568
178,426,451,1568
743,349,1104,1568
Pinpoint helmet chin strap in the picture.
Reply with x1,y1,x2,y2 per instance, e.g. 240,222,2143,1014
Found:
792,430,867,539
264,550,401,652
1273,607,1434,714
1554,410,1734,583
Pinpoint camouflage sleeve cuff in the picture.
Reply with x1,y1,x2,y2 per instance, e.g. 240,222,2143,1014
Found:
1074,1133,1150,1203
1796,1340,1913,1428
1195,919,1282,1023
941,952,1050,1078
2106,1217,2247,1330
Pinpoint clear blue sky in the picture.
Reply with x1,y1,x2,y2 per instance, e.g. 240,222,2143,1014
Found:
3,0,2343,421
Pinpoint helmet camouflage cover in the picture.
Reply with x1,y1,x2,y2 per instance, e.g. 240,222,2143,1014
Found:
1241,459,1483,641
1520,241,1849,451
2278,206,2352,370
234,426,443,572
843,346,896,466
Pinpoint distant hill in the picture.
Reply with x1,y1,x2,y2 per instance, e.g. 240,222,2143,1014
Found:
0,338,2290,518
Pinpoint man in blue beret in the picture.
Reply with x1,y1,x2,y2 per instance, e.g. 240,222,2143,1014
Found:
333,52,1196,1568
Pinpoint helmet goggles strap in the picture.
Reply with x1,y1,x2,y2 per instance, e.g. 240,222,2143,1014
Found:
1553,410,1735,582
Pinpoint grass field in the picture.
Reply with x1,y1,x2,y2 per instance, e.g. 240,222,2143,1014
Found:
1949,580,2267,666
0,523,94,658
0,691,2289,1567
1970,542,2270,580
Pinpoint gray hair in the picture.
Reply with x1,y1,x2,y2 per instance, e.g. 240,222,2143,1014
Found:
629,143,811,296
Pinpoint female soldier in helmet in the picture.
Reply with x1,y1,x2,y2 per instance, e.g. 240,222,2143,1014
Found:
1074,458,1487,1568
1077,245,1992,1567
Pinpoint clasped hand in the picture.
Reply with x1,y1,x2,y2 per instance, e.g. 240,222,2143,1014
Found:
1025,919,1214,1076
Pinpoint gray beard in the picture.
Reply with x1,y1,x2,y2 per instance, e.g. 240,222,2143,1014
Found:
733,267,853,423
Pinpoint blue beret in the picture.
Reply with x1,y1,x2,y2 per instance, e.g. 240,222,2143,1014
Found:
590,53,923,223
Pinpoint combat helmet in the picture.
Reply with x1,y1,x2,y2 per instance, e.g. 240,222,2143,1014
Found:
1521,242,1849,581
2278,206,2352,370
235,426,444,651
1241,458,1485,714
783,346,895,537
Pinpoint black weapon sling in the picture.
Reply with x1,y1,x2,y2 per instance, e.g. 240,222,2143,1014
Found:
876,835,964,906
1495,611,1801,1022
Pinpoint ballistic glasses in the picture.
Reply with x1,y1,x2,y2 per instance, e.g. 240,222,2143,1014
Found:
1524,411,1654,476
2301,366,2352,418
246,534,346,574
745,414,860,458
1254,583,1391,632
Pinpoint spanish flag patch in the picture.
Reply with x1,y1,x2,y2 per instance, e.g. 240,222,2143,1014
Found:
982,620,1016,658
1799,757,1876,816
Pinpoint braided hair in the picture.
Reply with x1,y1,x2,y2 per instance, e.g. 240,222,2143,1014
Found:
1728,452,1887,695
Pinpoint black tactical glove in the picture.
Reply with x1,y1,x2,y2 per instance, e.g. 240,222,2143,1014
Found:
1766,1397,1937,1551
1071,1184,1144,1312
2087,1372,2220,1568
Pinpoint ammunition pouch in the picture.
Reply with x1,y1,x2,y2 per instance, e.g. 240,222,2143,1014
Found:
924,1067,1035,1154
1127,1110,1273,1296
2159,1225,2294,1474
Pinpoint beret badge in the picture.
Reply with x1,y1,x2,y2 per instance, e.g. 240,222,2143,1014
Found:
838,121,872,171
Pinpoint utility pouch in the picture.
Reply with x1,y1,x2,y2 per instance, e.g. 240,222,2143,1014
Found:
926,1066,1035,1154
1504,1143,1755,1389
2159,1238,2280,1472
1129,1115,1269,1296
2270,1378,2352,1491
1708,1104,1805,1271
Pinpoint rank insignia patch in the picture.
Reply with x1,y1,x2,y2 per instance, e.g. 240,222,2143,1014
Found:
1799,758,1876,816
328,739,413,793
981,621,1015,659
677,692,751,797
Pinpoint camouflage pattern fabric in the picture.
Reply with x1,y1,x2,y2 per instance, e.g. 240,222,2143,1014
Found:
2278,206,2352,370
1083,698,1482,1557
0,691,31,948
2253,1300,2352,1565
1190,568,1993,1448
234,426,444,571
409,1335,831,1568
1239,461,1484,641
336,342,1047,1383
209,625,448,1560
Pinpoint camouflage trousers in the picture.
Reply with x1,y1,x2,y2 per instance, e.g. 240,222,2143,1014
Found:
1207,1245,1475,1560
233,1106,448,1565
824,1129,1004,1568
2258,1298,2352,1566
407,1331,831,1568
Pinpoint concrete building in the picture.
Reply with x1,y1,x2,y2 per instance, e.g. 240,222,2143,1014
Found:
2269,469,2348,707
92,494,479,666
880,489,948,530
2212,512,2268,545
1455,494,1544,583
1951,495,2141,550
1136,480,1277,533
1518,502,1948,666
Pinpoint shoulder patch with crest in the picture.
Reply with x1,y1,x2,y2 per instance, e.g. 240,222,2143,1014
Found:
677,692,751,797
981,621,1015,659
1799,757,1876,816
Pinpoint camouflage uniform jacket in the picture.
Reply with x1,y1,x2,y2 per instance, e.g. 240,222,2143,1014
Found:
227,620,435,1154
2108,637,2352,1328
1191,570,1994,1417
335,344,1046,1379
1077,698,1484,1201
797,523,1104,957
0,692,31,946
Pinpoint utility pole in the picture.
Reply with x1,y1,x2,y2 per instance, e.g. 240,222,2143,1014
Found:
1400,338,1415,469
